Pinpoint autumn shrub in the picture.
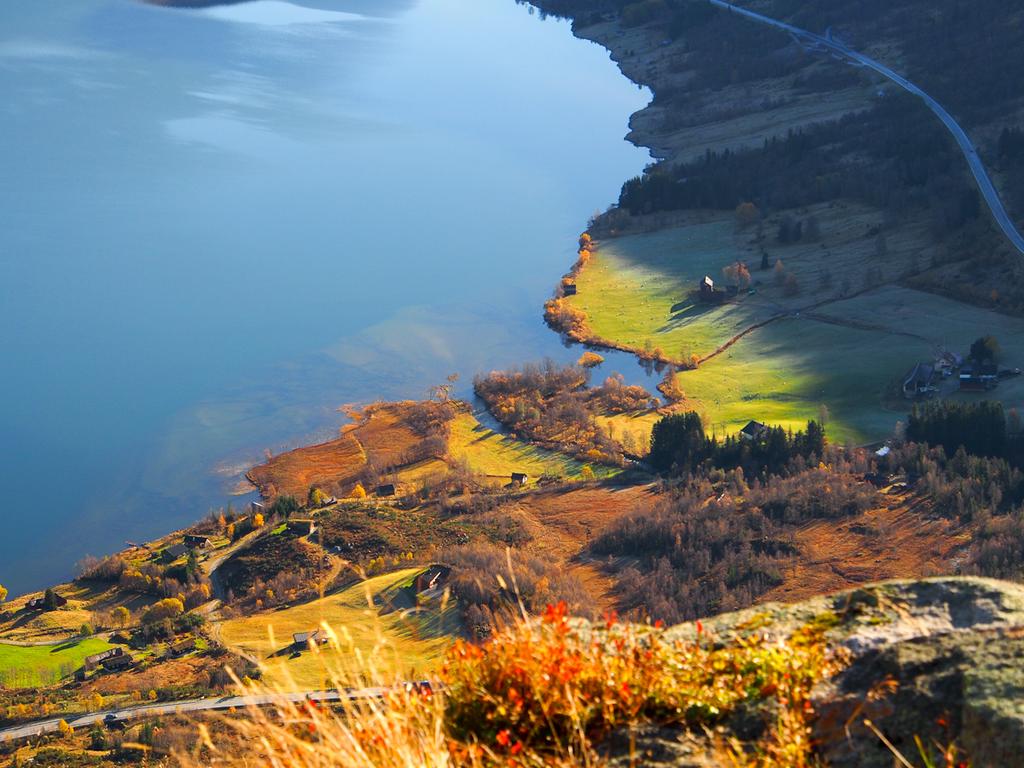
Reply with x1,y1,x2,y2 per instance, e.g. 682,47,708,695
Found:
76,554,128,582
543,297,589,339
177,605,841,768
142,598,184,625
474,361,654,464
442,543,593,623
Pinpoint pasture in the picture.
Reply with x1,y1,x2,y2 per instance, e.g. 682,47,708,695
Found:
447,413,615,483
0,637,115,688
218,568,457,690
673,284,1024,443
566,204,1022,443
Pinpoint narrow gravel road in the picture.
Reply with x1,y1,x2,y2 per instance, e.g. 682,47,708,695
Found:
707,0,1024,255
0,687,391,742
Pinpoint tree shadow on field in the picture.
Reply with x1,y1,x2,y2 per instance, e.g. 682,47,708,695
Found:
658,296,717,333
52,639,86,653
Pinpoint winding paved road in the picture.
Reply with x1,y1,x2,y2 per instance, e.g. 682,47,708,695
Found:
708,0,1024,256
0,688,388,743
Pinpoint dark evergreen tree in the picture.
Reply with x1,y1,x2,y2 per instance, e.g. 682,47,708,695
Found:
649,412,708,473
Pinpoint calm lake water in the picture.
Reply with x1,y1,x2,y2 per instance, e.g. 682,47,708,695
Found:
0,0,649,595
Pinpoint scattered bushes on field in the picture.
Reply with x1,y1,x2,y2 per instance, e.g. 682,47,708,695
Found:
474,360,657,464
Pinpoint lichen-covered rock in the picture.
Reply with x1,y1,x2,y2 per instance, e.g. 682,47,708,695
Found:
660,577,1024,766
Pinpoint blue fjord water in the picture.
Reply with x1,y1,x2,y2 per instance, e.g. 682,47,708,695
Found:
0,0,649,595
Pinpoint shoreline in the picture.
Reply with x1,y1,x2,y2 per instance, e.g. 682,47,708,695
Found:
529,3,1024,446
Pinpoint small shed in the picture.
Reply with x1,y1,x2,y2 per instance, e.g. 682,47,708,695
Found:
101,653,135,672
563,283,578,296
168,637,198,658
161,544,190,563
511,472,528,488
415,565,452,595
739,421,769,441
184,535,211,549
698,275,727,304
376,484,396,498
293,630,328,649
27,592,68,611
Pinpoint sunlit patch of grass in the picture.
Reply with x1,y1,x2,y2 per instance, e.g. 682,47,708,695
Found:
566,220,775,361
218,568,456,691
593,410,662,452
0,637,115,688
447,414,616,484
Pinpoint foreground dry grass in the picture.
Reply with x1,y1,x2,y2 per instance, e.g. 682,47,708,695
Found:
181,604,841,768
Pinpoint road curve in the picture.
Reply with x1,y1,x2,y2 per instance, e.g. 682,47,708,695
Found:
0,687,390,743
707,0,1024,256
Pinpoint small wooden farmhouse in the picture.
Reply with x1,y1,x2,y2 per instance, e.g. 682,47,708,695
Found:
168,637,198,658
739,421,769,441
292,630,328,650
960,363,998,391
161,543,189,563
85,647,125,671
101,652,135,671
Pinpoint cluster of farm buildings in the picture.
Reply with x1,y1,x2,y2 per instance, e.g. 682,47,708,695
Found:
902,350,1020,400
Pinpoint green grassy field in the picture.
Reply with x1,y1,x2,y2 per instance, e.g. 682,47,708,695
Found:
448,413,615,483
674,285,1024,444
567,209,1024,444
219,568,458,690
0,637,115,688
568,217,773,360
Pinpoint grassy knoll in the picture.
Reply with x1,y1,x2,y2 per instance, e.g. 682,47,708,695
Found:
675,316,916,444
0,637,115,688
218,568,457,690
448,413,615,483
